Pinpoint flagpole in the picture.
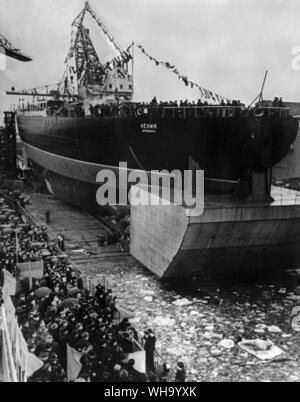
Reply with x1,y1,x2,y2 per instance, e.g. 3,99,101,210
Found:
131,41,135,101
258,70,268,104
15,231,19,278
247,70,268,109
29,263,32,291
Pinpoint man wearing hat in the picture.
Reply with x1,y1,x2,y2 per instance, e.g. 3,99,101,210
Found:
143,328,156,373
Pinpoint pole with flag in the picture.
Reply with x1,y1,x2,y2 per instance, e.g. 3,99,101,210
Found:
28,263,32,291
15,231,20,277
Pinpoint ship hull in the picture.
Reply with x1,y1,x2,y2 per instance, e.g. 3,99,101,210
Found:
23,142,130,215
18,113,300,277
17,113,298,215
130,186,300,278
18,113,298,176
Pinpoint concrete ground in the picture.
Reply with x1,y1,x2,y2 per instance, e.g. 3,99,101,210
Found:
25,193,134,270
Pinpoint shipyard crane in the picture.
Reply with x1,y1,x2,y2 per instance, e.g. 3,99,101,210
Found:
60,1,133,96
68,1,125,60
0,33,32,62
6,2,134,103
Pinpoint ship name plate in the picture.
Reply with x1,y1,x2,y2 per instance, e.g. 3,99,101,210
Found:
140,123,158,133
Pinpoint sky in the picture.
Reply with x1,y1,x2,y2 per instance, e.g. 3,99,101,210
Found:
0,0,300,116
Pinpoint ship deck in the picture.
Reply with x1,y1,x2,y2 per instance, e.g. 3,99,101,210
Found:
204,185,300,208
144,184,300,212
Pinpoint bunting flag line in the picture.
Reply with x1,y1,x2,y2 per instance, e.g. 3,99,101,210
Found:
105,43,133,72
137,44,231,104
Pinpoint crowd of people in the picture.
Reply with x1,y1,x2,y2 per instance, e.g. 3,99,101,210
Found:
88,96,247,118
16,262,149,382
0,191,186,382
272,97,285,107
89,95,288,120
148,97,244,108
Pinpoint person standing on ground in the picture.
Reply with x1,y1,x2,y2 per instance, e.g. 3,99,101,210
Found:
57,234,65,251
175,361,186,382
157,361,171,382
143,328,156,373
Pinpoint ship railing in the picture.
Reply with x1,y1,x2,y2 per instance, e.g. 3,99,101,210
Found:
81,273,108,293
121,104,290,119
119,331,144,353
153,350,177,382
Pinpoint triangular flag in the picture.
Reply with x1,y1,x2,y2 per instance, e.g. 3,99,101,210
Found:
26,352,44,378
67,344,83,382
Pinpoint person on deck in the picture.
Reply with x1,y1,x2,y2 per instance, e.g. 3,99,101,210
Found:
150,97,158,105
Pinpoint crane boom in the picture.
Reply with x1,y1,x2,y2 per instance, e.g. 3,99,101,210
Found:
6,90,71,98
85,2,124,57
0,33,32,62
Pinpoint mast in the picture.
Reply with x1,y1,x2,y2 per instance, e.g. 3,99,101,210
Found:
248,70,269,108
131,42,135,101
258,70,268,104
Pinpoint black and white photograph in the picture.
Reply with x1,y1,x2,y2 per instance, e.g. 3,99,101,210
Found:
0,0,300,386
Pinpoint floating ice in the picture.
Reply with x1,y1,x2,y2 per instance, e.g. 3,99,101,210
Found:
267,325,282,334
172,298,193,306
152,316,176,327
238,339,283,360
218,339,235,349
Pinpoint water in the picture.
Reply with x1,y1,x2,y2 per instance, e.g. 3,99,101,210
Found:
81,259,300,382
